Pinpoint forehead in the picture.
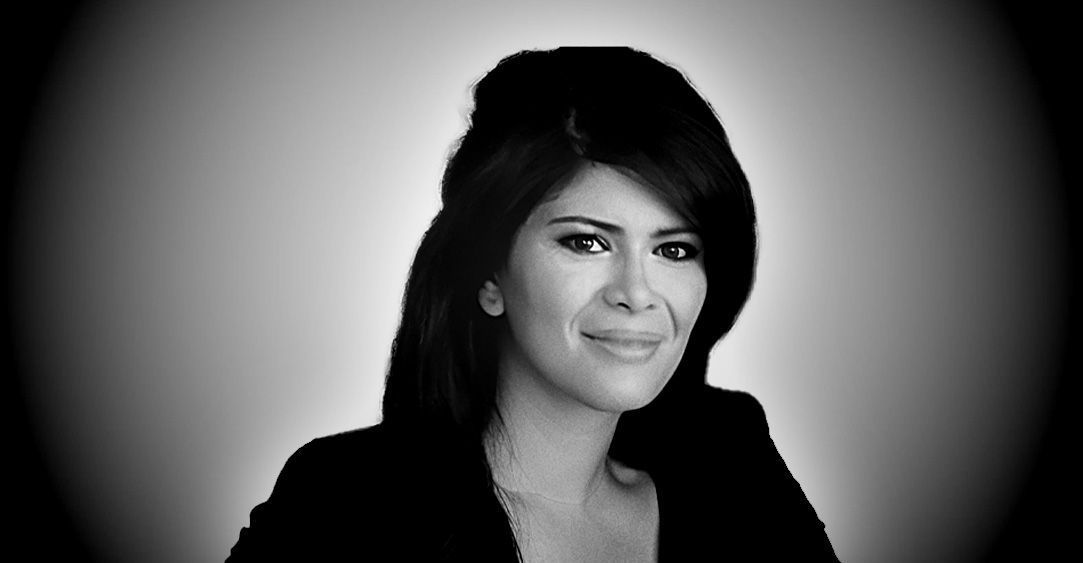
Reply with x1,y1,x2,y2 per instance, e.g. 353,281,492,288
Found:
530,164,688,227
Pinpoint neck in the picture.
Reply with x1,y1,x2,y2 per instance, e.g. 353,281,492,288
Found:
485,367,621,505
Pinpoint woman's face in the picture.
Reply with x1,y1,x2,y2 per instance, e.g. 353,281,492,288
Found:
482,163,707,415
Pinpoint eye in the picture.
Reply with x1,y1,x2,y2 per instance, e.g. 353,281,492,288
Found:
655,242,700,261
559,234,609,254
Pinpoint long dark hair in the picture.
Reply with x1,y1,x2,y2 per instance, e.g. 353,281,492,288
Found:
381,46,757,558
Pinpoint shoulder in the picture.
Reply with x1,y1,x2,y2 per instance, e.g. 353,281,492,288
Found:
264,425,399,501
271,422,460,515
649,385,794,481
249,424,398,507
229,422,510,561
227,424,427,560
654,386,841,561
696,385,769,428
612,385,767,469
663,386,772,453
277,424,394,482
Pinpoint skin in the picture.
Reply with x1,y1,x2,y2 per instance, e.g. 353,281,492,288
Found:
479,162,708,561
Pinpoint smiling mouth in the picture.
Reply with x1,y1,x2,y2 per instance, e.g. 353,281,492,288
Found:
582,330,663,362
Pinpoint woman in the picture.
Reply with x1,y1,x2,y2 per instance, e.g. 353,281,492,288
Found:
228,47,839,561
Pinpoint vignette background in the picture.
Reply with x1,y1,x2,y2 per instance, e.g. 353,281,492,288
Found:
6,1,1075,561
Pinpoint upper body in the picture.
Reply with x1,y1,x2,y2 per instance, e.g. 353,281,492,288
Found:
229,47,841,562
227,386,839,561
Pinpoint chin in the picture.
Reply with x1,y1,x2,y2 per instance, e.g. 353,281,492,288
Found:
577,366,673,414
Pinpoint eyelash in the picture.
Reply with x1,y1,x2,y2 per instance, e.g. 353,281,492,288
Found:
560,234,609,254
656,241,700,261
558,235,701,261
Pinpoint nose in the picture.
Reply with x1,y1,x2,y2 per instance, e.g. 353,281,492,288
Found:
603,254,658,312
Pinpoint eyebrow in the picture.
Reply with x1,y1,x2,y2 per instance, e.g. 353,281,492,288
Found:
546,215,698,238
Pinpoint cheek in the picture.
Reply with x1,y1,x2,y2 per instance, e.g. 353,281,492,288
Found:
661,270,708,329
505,257,592,331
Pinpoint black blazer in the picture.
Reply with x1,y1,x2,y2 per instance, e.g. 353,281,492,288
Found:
227,387,840,561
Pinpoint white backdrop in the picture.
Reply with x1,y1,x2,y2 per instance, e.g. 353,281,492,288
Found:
10,1,1066,561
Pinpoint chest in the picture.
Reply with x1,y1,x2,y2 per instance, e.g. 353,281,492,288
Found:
511,490,660,563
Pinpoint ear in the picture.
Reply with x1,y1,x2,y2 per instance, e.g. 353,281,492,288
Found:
477,279,505,317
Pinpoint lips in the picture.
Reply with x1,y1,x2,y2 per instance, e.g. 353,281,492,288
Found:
582,329,664,362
